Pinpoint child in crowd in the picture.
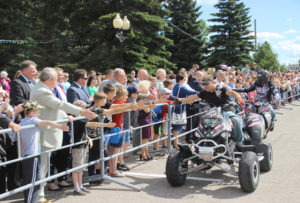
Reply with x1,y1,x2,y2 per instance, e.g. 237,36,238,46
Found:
164,78,176,100
71,101,93,195
19,101,69,203
137,81,156,161
88,85,117,181
71,99,115,195
152,88,173,150
161,79,175,147
228,77,236,101
148,77,159,142
149,77,158,101
88,89,138,181
109,88,129,176
120,86,139,170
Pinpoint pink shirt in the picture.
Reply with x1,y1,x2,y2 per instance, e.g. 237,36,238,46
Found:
0,78,11,94
149,87,158,101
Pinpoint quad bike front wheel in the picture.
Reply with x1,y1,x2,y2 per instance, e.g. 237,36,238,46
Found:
260,143,273,172
166,151,187,187
239,151,260,192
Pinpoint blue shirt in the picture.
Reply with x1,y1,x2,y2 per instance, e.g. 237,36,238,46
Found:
172,84,198,114
20,117,41,156
20,73,31,83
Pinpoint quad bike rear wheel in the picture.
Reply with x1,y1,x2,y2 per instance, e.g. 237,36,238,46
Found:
166,151,187,187
260,143,273,172
239,151,260,192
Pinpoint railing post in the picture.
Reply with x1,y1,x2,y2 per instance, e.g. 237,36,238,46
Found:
167,104,172,152
99,117,105,180
47,152,51,178
16,132,21,158
71,121,74,144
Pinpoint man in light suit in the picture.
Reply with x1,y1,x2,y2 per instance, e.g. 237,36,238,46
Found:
48,67,71,190
31,67,96,203
67,69,92,105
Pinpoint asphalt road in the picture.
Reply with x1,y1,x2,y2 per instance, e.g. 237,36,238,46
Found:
3,102,300,203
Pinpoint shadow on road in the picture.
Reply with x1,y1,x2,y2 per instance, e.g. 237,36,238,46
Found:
122,169,250,200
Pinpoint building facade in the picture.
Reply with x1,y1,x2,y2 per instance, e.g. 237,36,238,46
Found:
287,59,300,72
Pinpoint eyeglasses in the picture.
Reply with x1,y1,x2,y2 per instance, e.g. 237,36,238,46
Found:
201,82,210,86
82,77,88,80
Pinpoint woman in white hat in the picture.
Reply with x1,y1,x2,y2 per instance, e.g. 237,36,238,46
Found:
0,71,11,94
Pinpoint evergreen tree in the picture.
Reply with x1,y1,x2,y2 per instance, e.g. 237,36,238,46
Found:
121,0,174,74
0,0,77,73
165,0,208,70
253,41,280,72
208,0,254,67
0,0,33,73
68,0,174,74
0,0,174,75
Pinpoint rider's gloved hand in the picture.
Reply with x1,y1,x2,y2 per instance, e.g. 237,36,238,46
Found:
173,98,182,105
238,98,245,106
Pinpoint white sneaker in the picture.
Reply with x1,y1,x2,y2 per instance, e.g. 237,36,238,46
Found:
80,187,91,193
73,189,86,196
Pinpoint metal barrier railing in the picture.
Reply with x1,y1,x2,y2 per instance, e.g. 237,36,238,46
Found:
1,91,299,200
0,101,200,199
277,87,300,110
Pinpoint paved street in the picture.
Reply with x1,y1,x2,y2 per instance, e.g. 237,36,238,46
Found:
3,102,300,203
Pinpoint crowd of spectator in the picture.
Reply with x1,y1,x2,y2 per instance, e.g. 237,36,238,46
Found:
0,60,300,203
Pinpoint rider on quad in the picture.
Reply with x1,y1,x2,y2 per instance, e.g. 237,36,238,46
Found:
235,70,278,131
182,75,246,145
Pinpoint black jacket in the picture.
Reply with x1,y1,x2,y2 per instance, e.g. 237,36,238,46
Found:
235,81,277,102
10,75,32,106
187,75,204,92
0,114,12,162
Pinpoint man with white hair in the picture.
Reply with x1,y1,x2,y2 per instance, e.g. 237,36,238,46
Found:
31,67,96,203
98,68,126,91
133,69,149,84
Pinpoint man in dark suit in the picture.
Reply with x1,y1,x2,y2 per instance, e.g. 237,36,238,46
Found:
8,60,37,191
10,60,37,106
67,69,92,105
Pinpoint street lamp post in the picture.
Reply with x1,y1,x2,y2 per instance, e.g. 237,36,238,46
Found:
113,13,130,68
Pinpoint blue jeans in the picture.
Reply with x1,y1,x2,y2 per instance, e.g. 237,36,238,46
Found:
224,111,244,143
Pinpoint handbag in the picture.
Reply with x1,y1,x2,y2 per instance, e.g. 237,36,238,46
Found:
171,86,187,125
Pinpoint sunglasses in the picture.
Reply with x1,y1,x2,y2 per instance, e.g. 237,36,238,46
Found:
82,77,88,80
201,81,210,86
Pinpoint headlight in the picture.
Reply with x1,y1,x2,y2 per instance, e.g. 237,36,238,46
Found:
202,118,220,128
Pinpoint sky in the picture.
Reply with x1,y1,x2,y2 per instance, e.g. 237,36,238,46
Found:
196,0,300,66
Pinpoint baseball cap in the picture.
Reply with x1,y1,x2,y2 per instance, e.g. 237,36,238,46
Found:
127,85,138,96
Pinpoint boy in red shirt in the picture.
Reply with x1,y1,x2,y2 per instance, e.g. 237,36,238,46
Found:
109,87,128,176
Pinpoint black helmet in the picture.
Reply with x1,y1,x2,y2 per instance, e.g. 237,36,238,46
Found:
257,70,269,86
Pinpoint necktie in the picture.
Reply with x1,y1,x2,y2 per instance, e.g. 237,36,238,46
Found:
59,83,66,95
28,80,33,88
